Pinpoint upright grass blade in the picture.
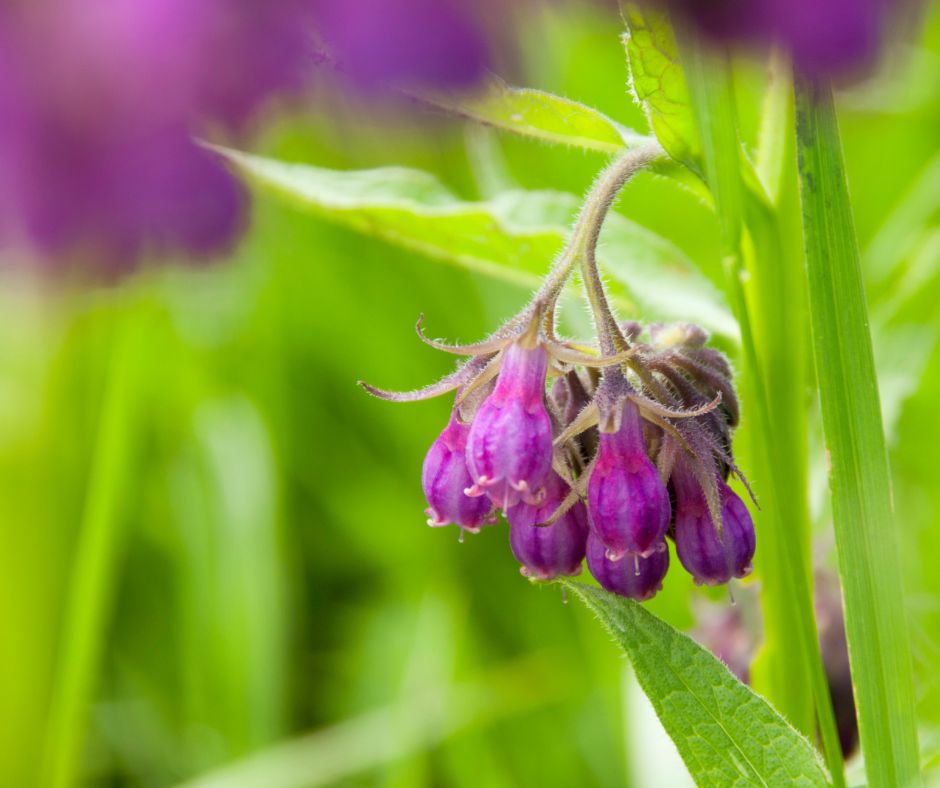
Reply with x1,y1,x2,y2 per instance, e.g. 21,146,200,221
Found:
794,76,921,787
677,35,846,784
40,306,149,788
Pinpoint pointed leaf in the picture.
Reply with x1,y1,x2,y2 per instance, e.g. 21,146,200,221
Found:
622,5,700,173
220,148,737,340
420,77,651,154
563,581,830,787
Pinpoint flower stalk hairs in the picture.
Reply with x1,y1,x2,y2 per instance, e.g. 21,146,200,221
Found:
361,144,755,600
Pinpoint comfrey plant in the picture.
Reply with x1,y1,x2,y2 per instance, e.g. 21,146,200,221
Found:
362,145,755,600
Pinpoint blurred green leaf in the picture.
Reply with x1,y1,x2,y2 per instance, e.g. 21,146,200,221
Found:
220,148,737,339
563,581,830,787
621,5,700,173
795,77,921,787
175,652,567,788
420,77,651,154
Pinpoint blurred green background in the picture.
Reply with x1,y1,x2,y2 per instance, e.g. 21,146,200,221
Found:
2,3,939,786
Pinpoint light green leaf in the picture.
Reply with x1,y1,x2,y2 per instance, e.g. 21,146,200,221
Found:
563,581,830,788
220,147,737,340
421,77,650,154
622,5,700,173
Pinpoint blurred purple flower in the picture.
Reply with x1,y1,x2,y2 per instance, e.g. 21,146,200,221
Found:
661,0,891,76
314,0,490,93
0,0,315,269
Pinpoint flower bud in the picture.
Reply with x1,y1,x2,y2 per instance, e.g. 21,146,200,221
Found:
465,342,553,508
506,471,588,580
672,463,755,586
422,410,494,531
586,531,669,600
587,400,670,560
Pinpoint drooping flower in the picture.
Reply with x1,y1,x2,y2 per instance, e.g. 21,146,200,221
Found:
465,340,554,509
656,0,894,78
314,0,490,93
422,408,495,532
506,471,588,579
0,0,315,269
587,397,671,560
586,531,669,600
672,459,755,585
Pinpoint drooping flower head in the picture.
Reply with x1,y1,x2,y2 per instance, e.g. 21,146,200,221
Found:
0,0,315,269
422,406,496,532
506,471,588,580
465,337,555,509
650,0,897,78
586,531,669,601
314,0,490,93
671,456,755,586
586,372,671,560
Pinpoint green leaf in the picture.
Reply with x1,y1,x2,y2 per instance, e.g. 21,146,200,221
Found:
563,581,830,787
420,77,650,155
621,5,700,173
795,77,921,787
219,147,737,339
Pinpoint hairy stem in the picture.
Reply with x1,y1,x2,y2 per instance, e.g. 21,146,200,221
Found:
536,143,663,342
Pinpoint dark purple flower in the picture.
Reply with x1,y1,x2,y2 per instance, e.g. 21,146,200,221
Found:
422,409,495,532
465,341,553,509
660,0,891,77
586,531,669,600
672,462,755,586
0,0,314,269
587,399,671,560
314,0,489,93
506,471,588,580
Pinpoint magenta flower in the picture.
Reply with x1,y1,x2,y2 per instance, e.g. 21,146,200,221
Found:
586,531,669,601
672,461,755,586
0,0,314,269
465,341,553,509
314,0,489,93
659,0,892,77
587,399,671,560
422,409,495,532
506,472,588,580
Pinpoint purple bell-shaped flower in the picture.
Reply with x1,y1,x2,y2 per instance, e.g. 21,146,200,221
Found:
506,471,588,580
465,341,553,509
672,460,755,585
587,398,671,560
422,409,495,531
586,531,669,600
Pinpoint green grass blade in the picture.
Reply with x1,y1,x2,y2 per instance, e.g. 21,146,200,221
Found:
795,76,921,787
40,307,150,788
677,36,846,784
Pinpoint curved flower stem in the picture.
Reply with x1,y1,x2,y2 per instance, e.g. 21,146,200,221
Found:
534,143,664,344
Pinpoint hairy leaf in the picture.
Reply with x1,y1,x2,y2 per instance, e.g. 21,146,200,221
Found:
421,77,650,154
220,148,737,339
564,581,830,787
622,5,700,173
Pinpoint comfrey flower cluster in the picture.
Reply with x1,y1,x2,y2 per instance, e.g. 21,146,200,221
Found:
362,146,756,600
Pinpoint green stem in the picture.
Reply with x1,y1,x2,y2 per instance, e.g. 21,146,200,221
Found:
40,308,145,788
795,75,921,787
677,33,846,784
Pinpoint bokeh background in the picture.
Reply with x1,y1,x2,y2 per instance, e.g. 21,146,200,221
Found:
1,2,939,786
